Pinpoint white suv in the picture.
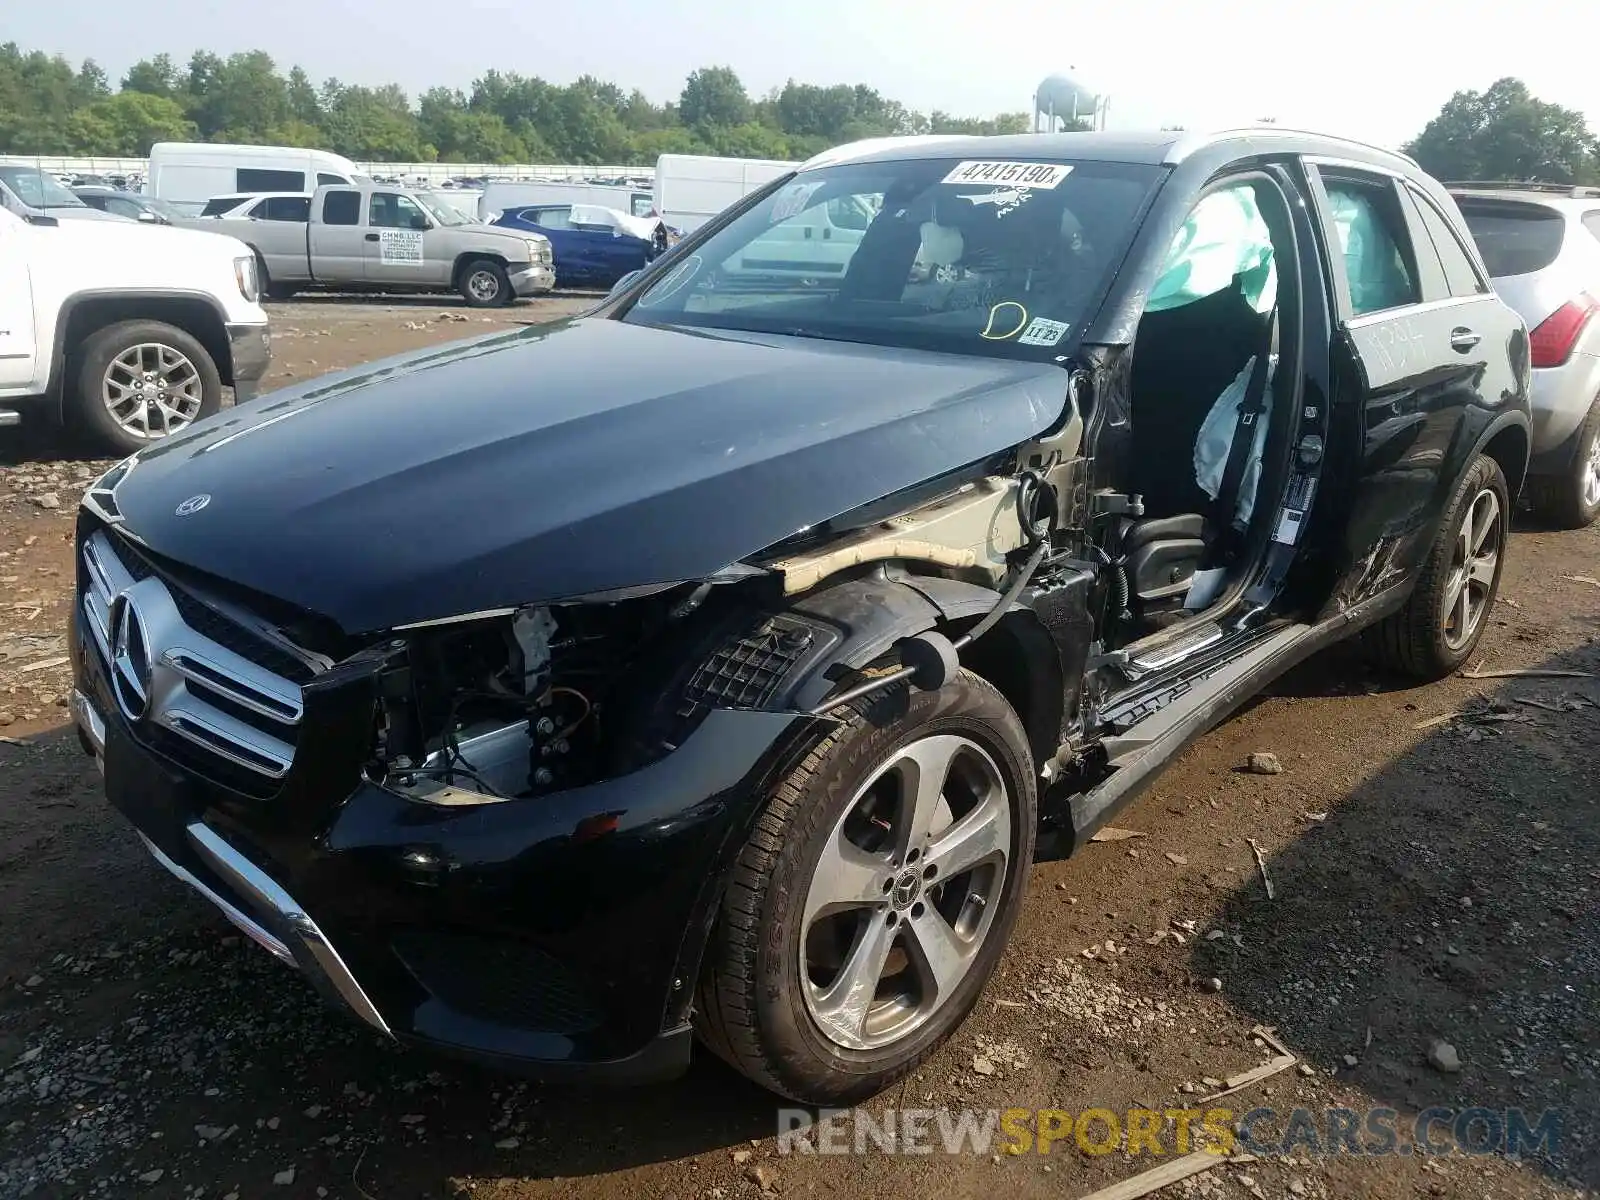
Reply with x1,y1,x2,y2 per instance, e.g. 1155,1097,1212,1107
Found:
0,205,271,453
1453,184,1600,527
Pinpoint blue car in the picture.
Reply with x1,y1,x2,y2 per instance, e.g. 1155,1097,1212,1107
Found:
491,203,665,288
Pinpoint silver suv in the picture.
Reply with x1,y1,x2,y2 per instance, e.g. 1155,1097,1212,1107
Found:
1451,184,1600,527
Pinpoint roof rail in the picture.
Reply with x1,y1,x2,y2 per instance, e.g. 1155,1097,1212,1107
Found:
1167,125,1417,168
1445,180,1600,198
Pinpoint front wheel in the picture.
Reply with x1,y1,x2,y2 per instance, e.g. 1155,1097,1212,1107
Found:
695,670,1036,1103
71,320,223,454
459,259,511,308
1366,453,1510,679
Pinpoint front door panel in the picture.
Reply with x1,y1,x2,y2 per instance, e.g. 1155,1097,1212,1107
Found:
0,227,36,388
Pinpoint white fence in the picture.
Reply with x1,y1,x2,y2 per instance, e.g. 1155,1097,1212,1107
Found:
0,155,653,184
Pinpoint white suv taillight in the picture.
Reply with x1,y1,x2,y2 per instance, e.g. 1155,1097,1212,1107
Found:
1529,293,1598,368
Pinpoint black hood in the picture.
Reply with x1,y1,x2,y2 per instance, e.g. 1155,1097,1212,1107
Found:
109,318,1068,633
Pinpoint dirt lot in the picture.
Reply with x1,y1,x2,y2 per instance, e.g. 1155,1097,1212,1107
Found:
1,296,1597,1200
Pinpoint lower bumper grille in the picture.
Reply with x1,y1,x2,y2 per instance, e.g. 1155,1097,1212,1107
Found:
392,930,604,1035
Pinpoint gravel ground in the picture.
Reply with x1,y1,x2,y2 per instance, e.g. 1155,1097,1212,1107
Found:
1,296,1597,1200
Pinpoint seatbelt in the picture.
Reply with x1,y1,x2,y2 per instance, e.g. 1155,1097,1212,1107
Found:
1211,305,1278,551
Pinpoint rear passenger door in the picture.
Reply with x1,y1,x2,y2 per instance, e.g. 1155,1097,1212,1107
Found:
309,189,366,282
522,207,586,281
1304,163,1514,612
251,196,311,276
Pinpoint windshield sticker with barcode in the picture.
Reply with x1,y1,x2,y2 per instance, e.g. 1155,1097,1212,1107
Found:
942,161,1074,189
769,182,824,223
1017,317,1071,346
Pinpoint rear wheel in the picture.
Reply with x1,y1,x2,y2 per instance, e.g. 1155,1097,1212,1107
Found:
71,320,222,454
460,259,511,307
1366,453,1509,679
1528,399,1600,529
695,670,1036,1103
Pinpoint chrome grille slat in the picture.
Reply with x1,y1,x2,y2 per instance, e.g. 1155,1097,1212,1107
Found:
80,530,304,783
163,647,303,722
165,710,293,776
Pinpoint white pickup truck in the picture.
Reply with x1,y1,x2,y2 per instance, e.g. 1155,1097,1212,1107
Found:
0,204,271,454
197,183,556,306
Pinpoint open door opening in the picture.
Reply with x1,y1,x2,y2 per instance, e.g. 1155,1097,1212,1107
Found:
1107,171,1304,653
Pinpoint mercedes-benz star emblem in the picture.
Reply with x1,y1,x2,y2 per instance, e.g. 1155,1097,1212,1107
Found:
111,595,154,720
174,494,211,516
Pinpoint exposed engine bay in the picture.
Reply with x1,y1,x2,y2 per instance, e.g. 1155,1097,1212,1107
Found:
371,594,691,803
371,444,1089,807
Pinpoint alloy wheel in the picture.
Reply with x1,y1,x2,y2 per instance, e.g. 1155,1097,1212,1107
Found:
467,269,501,303
799,734,1012,1051
102,343,203,439
1442,486,1502,650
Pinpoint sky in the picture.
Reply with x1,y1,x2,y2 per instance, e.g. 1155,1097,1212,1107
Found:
8,0,1598,150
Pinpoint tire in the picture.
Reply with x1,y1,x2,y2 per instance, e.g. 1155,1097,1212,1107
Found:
1527,399,1600,530
72,320,223,455
255,254,299,302
1366,453,1510,679
459,259,512,308
695,669,1037,1103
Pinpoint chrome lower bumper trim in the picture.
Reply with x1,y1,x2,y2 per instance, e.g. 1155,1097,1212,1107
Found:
139,832,296,965
85,661,394,1038
184,823,392,1038
70,688,106,767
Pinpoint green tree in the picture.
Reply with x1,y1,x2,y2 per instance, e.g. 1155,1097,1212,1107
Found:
286,66,322,126
122,53,179,99
66,91,195,155
185,51,291,142
1406,77,1599,184
320,82,424,161
0,40,1062,165
680,66,751,129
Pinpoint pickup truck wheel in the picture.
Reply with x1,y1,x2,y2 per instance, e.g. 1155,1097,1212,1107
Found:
252,252,300,302
1365,453,1509,679
460,260,512,307
73,320,222,454
694,670,1036,1103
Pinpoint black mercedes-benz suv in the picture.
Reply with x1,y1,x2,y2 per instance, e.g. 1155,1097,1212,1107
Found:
70,129,1530,1103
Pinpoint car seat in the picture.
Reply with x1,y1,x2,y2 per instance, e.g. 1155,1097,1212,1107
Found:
1122,280,1268,615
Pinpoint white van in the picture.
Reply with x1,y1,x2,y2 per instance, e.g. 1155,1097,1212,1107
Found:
147,143,368,208
479,181,653,223
653,154,793,233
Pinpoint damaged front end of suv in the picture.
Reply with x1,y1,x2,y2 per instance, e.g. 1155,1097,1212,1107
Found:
67,295,1101,1085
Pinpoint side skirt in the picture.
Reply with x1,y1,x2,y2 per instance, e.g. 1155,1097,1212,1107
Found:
1063,618,1346,851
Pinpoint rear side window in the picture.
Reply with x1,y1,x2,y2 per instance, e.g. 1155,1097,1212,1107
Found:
322,190,360,226
528,207,572,230
317,172,350,187
262,196,310,222
237,167,305,193
200,196,243,216
1408,189,1487,298
1321,177,1420,316
1584,211,1600,246
1455,200,1566,278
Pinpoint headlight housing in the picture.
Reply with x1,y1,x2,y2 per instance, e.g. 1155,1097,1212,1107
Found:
233,255,260,303
525,238,553,266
